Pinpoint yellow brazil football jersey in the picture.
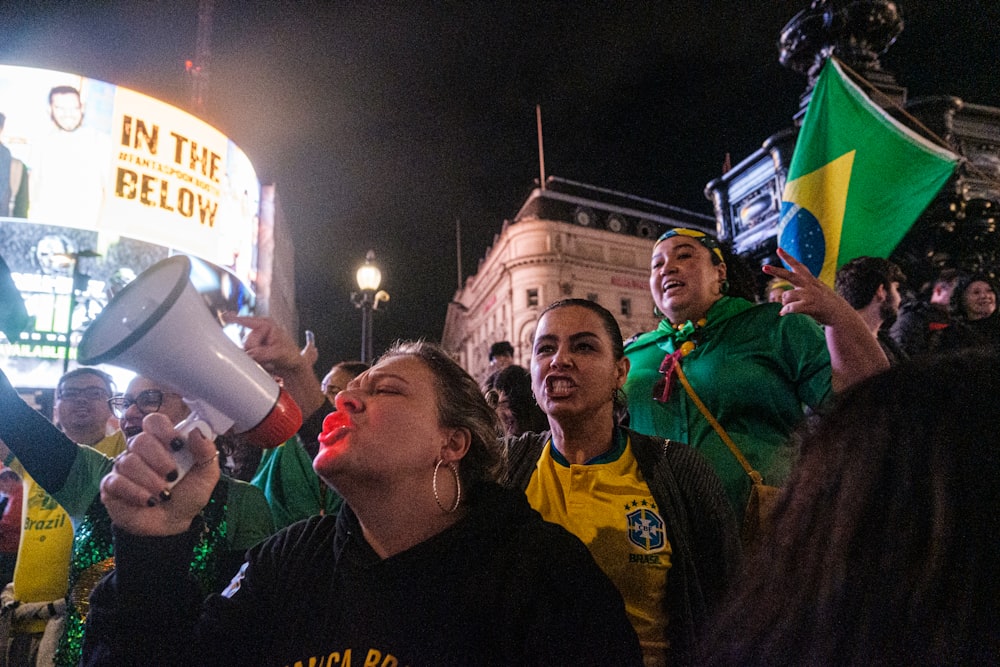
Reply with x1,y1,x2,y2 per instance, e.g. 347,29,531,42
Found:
525,433,670,665
9,430,126,634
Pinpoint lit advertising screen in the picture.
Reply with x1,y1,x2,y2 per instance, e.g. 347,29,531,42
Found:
0,65,262,390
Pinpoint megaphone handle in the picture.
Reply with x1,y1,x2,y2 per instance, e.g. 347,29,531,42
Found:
165,416,216,489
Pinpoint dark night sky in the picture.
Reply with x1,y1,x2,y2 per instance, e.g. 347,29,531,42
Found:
1,1,997,372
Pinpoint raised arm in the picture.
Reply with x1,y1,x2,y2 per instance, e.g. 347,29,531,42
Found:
763,248,889,392
85,414,231,666
0,368,77,491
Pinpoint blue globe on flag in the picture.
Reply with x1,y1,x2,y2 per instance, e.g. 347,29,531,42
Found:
778,201,825,278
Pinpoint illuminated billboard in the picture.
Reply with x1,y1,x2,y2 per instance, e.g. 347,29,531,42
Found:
0,65,263,390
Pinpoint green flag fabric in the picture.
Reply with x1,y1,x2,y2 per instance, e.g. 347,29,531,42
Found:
778,58,958,285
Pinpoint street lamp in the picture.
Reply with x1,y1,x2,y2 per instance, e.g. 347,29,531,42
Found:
60,249,101,373
351,250,389,363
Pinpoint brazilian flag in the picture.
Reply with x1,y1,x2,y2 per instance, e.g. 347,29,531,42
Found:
778,58,958,285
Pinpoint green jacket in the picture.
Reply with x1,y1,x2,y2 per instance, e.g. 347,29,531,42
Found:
624,296,831,512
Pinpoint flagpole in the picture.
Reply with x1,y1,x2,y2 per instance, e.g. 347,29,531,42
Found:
455,218,463,291
834,57,953,153
536,104,546,190
835,57,1000,189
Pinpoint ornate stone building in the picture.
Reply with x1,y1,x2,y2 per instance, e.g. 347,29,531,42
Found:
441,176,713,381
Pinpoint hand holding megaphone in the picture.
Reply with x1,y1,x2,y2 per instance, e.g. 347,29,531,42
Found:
101,413,221,536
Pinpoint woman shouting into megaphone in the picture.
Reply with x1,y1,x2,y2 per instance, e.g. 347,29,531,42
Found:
79,341,643,666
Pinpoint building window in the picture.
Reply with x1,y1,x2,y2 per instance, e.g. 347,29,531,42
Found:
587,293,598,302
621,298,631,317
527,288,539,307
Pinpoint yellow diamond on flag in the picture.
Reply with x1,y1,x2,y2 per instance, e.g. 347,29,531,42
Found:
779,150,854,285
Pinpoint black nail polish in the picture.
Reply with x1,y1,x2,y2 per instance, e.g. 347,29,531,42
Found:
165,470,179,483
159,489,172,502
169,437,185,452
147,497,157,507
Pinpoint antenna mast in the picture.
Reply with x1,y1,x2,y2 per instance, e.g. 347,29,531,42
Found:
189,0,214,113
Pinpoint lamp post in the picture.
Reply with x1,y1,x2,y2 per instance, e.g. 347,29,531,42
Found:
351,250,389,363
60,250,101,374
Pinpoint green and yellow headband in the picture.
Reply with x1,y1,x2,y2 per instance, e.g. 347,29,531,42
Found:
656,228,724,264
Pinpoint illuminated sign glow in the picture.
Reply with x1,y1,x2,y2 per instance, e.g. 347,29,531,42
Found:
0,65,263,390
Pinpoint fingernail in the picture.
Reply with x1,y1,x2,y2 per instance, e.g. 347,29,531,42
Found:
165,469,179,483
159,489,172,502
169,437,185,452
146,497,157,508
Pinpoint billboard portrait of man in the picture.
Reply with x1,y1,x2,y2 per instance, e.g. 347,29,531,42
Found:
28,85,112,231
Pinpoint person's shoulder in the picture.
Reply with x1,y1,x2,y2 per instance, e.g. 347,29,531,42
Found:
628,429,717,476
629,429,689,461
484,483,600,557
91,430,127,457
74,440,114,469
625,428,668,455
253,512,336,554
221,473,266,494
981,309,1000,330
624,327,660,351
220,474,272,514
735,299,825,340
503,431,548,471
898,298,932,315
709,298,804,334
508,430,547,448
272,512,334,542
730,299,786,324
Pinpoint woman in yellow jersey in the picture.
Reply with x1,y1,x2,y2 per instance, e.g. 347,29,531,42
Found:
503,298,739,667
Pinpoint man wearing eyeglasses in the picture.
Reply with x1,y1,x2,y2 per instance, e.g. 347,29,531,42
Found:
0,368,126,667
55,369,122,449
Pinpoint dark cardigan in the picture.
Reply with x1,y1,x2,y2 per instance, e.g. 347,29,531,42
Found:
503,428,740,665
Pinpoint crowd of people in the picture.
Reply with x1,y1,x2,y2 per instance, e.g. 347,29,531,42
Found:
0,226,997,665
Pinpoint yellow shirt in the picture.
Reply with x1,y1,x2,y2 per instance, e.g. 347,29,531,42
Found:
10,431,126,633
525,436,671,665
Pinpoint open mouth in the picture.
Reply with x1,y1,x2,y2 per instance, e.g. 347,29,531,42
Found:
662,280,684,294
319,411,351,448
546,377,576,398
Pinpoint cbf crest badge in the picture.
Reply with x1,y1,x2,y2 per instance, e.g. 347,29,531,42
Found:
626,502,665,551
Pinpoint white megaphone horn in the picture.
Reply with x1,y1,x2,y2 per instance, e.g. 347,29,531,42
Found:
78,255,302,482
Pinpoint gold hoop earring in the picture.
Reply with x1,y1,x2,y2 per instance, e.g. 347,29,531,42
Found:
433,459,462,513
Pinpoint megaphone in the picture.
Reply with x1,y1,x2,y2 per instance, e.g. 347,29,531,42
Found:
78,255,302,481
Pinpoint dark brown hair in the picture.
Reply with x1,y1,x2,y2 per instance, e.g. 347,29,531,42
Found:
535,299,629,425
701,349,1000,665
379,340,503,491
